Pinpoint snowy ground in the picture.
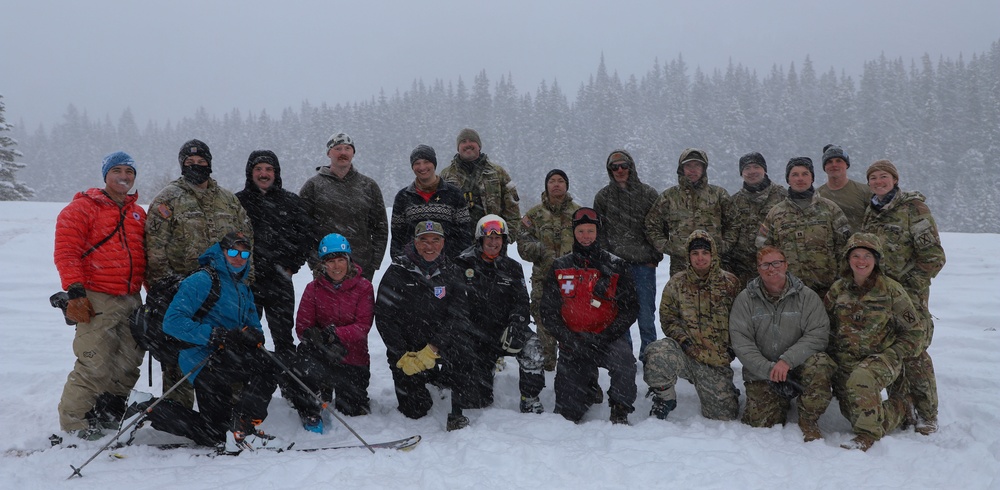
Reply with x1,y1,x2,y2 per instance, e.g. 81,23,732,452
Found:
1,201,998,489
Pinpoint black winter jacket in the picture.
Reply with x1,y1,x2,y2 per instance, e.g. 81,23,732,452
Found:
454,243,531,353
374,245,471,363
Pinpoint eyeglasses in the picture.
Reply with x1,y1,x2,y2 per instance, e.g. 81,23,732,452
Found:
226,249,251,259
758,259,786,271
480,220,505,236
573,208,599,221
609,163,629,171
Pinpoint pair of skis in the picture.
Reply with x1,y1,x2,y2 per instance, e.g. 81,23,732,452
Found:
107,434,422,458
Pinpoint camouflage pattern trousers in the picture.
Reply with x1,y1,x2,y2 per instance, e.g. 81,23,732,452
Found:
741,352,836,427
889,295,938,422
58,291,144,431
529,284,558,371
833,354,908,440
643,338,738,420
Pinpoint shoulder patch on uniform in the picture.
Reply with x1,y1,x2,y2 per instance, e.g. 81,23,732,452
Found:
521,216,533,228
157,203,172,219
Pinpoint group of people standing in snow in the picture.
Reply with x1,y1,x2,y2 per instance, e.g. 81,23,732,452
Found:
53,127,944,453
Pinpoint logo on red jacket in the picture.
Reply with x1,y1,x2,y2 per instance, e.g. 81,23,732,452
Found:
434,286,446,299
558,274,576,297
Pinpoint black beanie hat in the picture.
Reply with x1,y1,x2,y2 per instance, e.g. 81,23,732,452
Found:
739,152,767,174
178,139,212,168
785,157,815,183
410,144,437,168
545,169,569,189
688,237,712,253
822,145,851,169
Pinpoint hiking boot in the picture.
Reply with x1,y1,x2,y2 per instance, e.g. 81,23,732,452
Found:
609,402,632,426
915,416,938,435
446,413,470,432
647,389,676,420
798,418,822,442
520,396,544,414
75,427,106,441
301,415,324,434
840,434,876,452
589,379,604,405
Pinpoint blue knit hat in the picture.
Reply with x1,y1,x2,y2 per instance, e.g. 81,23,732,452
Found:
102,151,137,181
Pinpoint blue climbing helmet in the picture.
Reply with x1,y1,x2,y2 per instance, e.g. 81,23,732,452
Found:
318,233,352,258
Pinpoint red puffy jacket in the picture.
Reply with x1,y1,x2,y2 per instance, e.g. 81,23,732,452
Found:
54,189,146,295
295,264,374,366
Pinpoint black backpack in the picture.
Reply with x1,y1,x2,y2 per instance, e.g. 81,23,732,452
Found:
130,267,221,364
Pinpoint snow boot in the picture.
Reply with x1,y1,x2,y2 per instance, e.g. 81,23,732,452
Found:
798,418,822,442
840,434,876,452
222,429,286,454
589,378,604,405
74,427,106,441
915,416,938,435
647,389,676,420
609,401,632,426
519,396,544,414
446,413,469,432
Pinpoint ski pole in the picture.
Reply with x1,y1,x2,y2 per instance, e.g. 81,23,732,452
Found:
259,346,375,454
68,352,216,479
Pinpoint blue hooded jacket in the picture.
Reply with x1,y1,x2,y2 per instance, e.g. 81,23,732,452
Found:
163,242,262,382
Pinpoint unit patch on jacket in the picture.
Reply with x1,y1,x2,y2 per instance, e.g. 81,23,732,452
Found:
434,286,446,299
558,274,576,296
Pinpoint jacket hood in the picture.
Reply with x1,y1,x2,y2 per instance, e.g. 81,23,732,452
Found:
79,187,139,207
685,229,721,274
244,150,282,191
746,271,806,302
677,148,709,188
198,242,251,283
605,149,642,186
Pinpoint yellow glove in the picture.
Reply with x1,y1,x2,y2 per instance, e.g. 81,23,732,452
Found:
414,345,440,370
396,353,425,376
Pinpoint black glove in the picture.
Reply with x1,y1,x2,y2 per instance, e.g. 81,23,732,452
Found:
302,327,323,345
769,379,804,400
319,328,347,364
209,326,228,349
226,327,264,352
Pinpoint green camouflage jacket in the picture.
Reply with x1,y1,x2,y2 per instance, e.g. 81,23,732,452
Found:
755,193,850,295
861,189,945,302
724,180,786,283
659,230,741,367
145,177,252,286
441,153,521,242
517,192,580,288
645,168,731,260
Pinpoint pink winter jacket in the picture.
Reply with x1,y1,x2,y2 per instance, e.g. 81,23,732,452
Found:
295,264,374,366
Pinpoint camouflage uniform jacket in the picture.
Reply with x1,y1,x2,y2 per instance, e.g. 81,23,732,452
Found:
645,171,732,259
593,149,663,265
861,189,945,303
725,180,786,281
299,165,388,275
824,272,923,370
440,153,521,242
517,192,580,289
755,193,850,295
659,230,741,367
729,272,829,382
146,177,252,287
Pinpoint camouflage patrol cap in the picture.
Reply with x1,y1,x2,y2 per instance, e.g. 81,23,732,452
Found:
844,232,883,263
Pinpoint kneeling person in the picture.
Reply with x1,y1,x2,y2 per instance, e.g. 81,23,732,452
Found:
541,208,639,424
138,232,280,452
644,230,741,421
287,234,375,433
455,215,545,415
729,246,836,441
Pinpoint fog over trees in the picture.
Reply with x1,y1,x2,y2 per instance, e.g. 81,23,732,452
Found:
9,39,1000,232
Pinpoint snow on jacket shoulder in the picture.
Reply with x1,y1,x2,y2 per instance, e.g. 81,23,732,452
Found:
295,264,374,366
54,188,146,295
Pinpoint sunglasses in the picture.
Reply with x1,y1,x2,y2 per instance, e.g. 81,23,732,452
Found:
573,208,599,221
758,259,785,271
481,220,505,236
609,163,629,171
226,249,251,259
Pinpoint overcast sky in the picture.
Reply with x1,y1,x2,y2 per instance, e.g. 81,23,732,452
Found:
3,0,997,130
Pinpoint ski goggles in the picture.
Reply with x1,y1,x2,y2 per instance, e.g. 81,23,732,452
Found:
481,220,505,236
225,249,252,259
572,208,599,222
